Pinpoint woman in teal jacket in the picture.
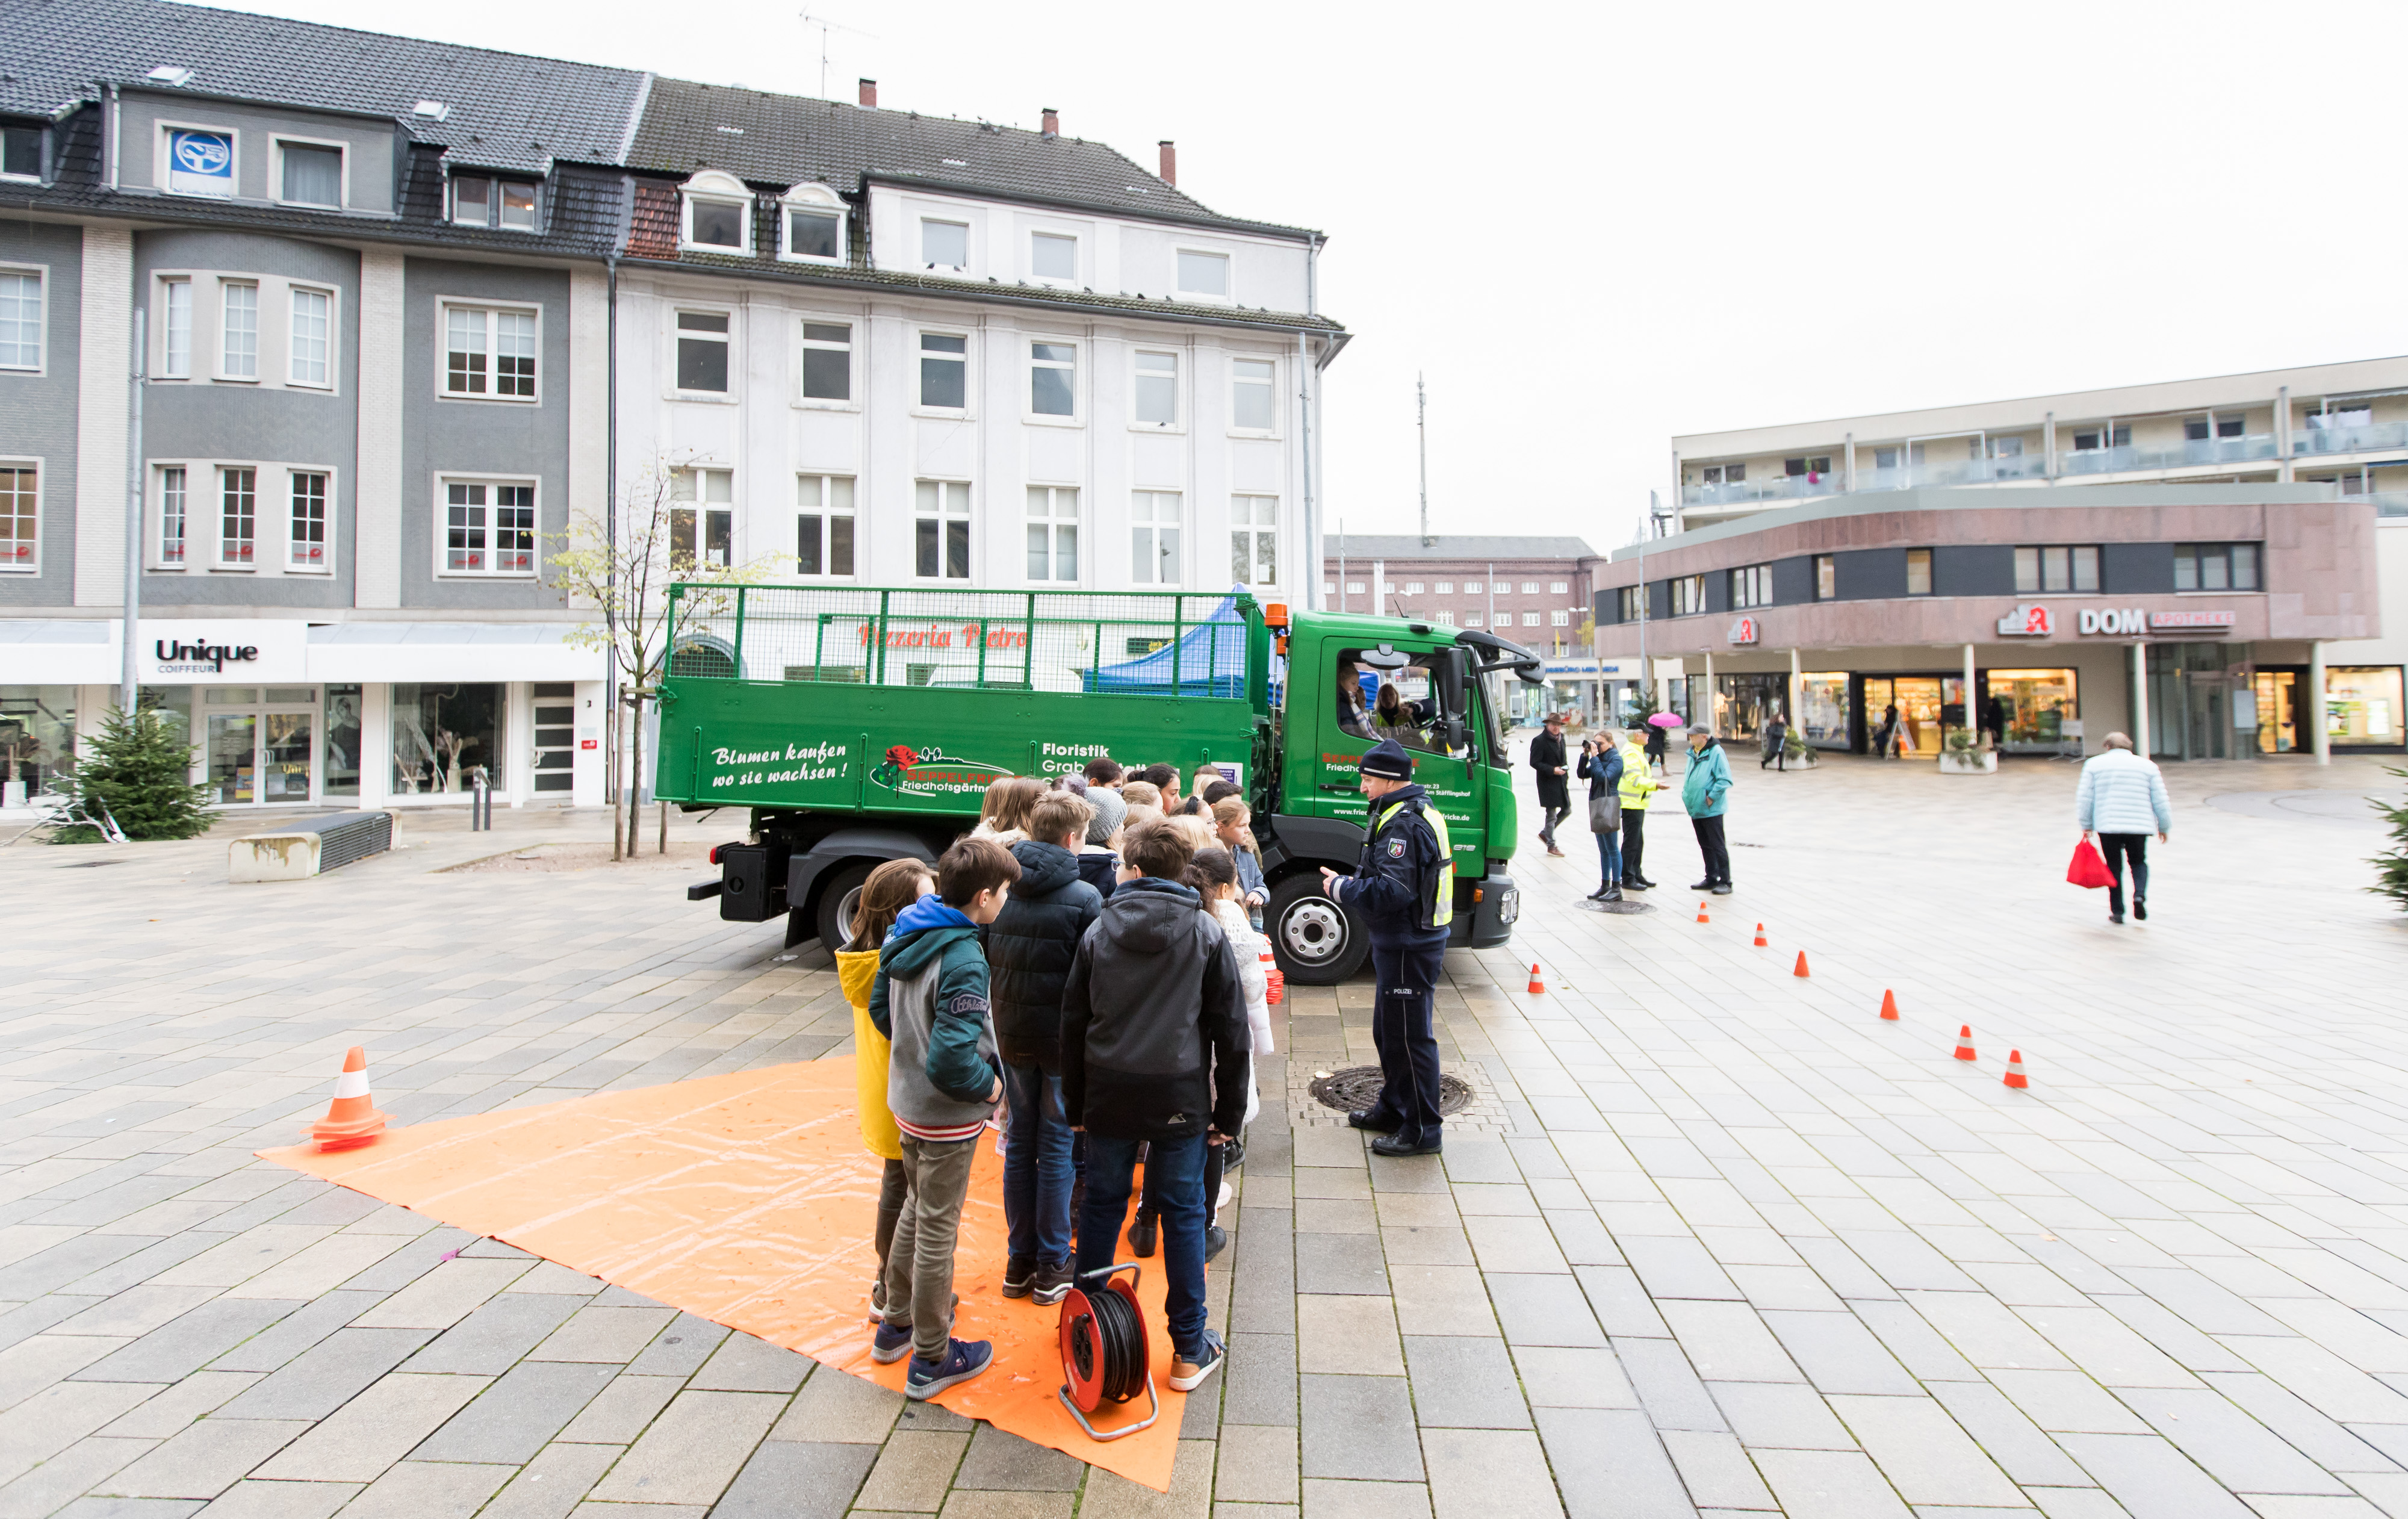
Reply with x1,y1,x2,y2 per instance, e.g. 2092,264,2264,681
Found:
1681,724,1734,894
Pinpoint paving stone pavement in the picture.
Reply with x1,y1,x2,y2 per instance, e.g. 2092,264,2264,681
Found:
2,751,2406,1519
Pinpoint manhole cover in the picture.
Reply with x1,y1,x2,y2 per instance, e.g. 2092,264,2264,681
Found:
1309,1065,1476,1116
1578,898,1654,915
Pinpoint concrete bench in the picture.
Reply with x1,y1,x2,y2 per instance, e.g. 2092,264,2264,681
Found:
229,811,396,883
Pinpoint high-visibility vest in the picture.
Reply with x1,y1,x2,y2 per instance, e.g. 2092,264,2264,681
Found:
1370,794,1454,930
1617,744,1657,810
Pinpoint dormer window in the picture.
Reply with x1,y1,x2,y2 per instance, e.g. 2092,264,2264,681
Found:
778,183,846,264
276,141,344,208
0,124,41,182
1176,249,1230,300
921,218,969,271
680,171,754,253
451,175,539,230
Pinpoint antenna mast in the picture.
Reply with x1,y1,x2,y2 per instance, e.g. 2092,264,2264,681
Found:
798,11,880,99
1417,373,1432,547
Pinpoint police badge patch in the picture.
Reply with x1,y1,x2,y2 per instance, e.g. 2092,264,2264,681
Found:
1387,839,1406,857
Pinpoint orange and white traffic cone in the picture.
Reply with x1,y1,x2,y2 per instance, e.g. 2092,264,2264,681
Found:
1259,947,1285,1006
1527,961,1545,995
310,1046,388,1151
1879,989,1900,1020
1752,923,1768,947
2002,1051,2030,1089
1696,902,1710,924
1792,952,1810,978
1953,1025,1978,1061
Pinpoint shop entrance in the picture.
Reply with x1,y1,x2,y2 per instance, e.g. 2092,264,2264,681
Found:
2253,668,2303,755
1860,676,1963,757
201,687,318,805
2147,643,2250,761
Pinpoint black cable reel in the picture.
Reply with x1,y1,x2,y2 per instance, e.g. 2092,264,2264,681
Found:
1057,1262,1159,1441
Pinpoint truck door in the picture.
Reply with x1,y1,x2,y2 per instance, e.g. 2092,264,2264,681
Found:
1301,638,1482,877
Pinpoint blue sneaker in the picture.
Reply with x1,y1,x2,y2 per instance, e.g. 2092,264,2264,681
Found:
871,1322,914,1364
1170,1330,1225,1391
905,1337,993,1399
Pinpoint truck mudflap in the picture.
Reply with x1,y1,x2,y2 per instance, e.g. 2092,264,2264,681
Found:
1450,868,1519,949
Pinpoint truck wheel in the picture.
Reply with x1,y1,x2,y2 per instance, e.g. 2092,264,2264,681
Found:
1268,874,1368,985
813,860,877,951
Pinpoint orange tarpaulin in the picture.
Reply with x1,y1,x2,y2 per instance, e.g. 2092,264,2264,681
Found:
258,1059,1184,1490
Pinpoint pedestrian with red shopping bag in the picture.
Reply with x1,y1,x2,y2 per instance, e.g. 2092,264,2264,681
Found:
2074,732,2171,925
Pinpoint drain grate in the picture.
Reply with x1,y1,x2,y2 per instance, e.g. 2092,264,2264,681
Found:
1578,897,1654,915
1308,1064,1476,1117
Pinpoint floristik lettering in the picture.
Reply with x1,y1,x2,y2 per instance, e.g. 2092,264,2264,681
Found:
708,739,848,789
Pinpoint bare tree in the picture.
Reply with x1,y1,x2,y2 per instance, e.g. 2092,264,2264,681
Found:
547,455,786,858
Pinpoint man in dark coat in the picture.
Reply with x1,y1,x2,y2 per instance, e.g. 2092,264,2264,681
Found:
1529,710,1571,857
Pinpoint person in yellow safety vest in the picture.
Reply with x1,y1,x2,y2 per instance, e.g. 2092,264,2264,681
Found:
1617,733,1660,892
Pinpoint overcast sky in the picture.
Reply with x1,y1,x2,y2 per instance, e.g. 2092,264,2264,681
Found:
232,0,2408,552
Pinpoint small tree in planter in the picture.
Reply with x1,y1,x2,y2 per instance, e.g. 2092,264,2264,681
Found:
1783,727,1815,768
1940,728,1998,774
2372,768,2408,912
53,707,214,842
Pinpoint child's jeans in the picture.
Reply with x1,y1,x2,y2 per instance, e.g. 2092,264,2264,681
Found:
1079,1131,1210,1356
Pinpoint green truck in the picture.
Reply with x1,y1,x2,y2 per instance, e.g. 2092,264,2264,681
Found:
659,585,1539,983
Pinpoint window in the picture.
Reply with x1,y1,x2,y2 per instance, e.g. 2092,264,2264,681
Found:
444,305,537,399
1462,613,1482,627
1345,581,1365,595
1463,581,1482,594
2310,404,2373,432
1232,358,1276,431
445,480,536,574
1323,580,1336,597
1521,581,1539,594
800,322,851,402
1550,609,1570,627
2185,414,2245,441
278,142,342,207
915,480,970,579
1874,447,1900,470
921,219,969,270
158,467,187,564
1671,574,1706,615
289,288,330,387
676,311,730,393
288,471,327,568
1522,612,1541,627
1132,491,1182,584
1031,341,1076,417
2014,544,2100,594
1814,554,1835,600
920,332,967,409
1176,250,1227,297
1701,462,1745,484
0,125,39,180
1404,582,1424,595
780,185,845,262
1730,564,1772,609
220,467,256,565
452,176,538,230
671,468,733,568
1135,350,1178,426
2174,542,2260,592
1231,494,1277,586
1784,456,1832,477
683,172,751,250
1436,610,1456,626
0,464,33,567
1906,548,1932,595
797,474,855,576
1988,437,2023,458
160,278,190,378
1616,587,1643,621
2071,425,2131,451
220,282,257,379
1031,232,1076,281
1027,486,1079,583
1550,580,1569,594
1435,581,1454,595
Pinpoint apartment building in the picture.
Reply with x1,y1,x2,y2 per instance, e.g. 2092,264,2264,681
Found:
1603,359,2408,760
1319,534,1601,718
1,0,1347,813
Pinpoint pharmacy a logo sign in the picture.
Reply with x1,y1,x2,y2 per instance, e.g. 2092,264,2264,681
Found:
167,130,235,197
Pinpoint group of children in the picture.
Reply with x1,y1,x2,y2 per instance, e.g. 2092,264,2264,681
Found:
837,757,1278,1401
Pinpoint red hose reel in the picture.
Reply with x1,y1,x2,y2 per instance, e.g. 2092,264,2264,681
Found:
1057,1262,1159,1441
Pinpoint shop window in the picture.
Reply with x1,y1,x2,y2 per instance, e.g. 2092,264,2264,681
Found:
671,467,733,568
801,322,851,402
2174,541,2259,592
1814,554,1835,600
1730,564,1772,609
1231,498,1276,588
1986,668,2080,754
324,684,362,797
1905,548,1932,596
1797,673,1849,746
2327,666,2404,747
1670,574,1705,616
915,479,970,579
2014,544,2098,594
0,462,34,568
797,473,855,576
0,686,74,804
392,682,503,794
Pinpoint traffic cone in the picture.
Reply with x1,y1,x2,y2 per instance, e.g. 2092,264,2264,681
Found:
1879,989,1900,1020
1259,947,1285,1007
1953,1025,1977,1061
1696,902,1710,923
310,1046,388,1151
1527,961,1545,995
1752,923,1767,947
2002,1051,2030,1089
1792,951,1810,978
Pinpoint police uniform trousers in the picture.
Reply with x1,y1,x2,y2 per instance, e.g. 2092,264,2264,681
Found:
1365,925,1449,1146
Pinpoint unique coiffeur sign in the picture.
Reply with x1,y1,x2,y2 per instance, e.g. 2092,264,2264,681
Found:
1727,616,1759,645
136,620,308,682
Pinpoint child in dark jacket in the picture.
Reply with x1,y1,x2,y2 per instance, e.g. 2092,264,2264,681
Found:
1061,818,1249,1393
985,791,1102,1306
867,836,1019,1399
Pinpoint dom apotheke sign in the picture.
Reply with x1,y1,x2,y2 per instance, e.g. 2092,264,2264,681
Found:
2076,607,2237,636
135,620,308,682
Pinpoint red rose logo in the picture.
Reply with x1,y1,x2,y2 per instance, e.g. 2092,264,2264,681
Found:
885,745,918,768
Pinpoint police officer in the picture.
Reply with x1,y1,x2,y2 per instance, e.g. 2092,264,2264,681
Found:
1318,737,1450,1157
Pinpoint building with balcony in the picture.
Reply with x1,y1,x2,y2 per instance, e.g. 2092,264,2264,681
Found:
1319,534,1601,719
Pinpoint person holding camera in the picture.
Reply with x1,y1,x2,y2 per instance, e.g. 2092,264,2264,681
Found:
1574,729,1625,902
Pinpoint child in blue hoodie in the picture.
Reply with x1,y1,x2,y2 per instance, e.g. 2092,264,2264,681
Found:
867,835,1019,1398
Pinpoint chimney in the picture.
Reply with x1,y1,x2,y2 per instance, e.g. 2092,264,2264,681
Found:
1158,140,1176,185
1040,107,1058,138
857,78,878,108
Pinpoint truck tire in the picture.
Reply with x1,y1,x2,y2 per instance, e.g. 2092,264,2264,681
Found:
1268,874,1369,986
812,860,877,951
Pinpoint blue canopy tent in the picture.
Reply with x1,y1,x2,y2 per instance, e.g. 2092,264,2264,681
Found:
1080,589,1251,698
